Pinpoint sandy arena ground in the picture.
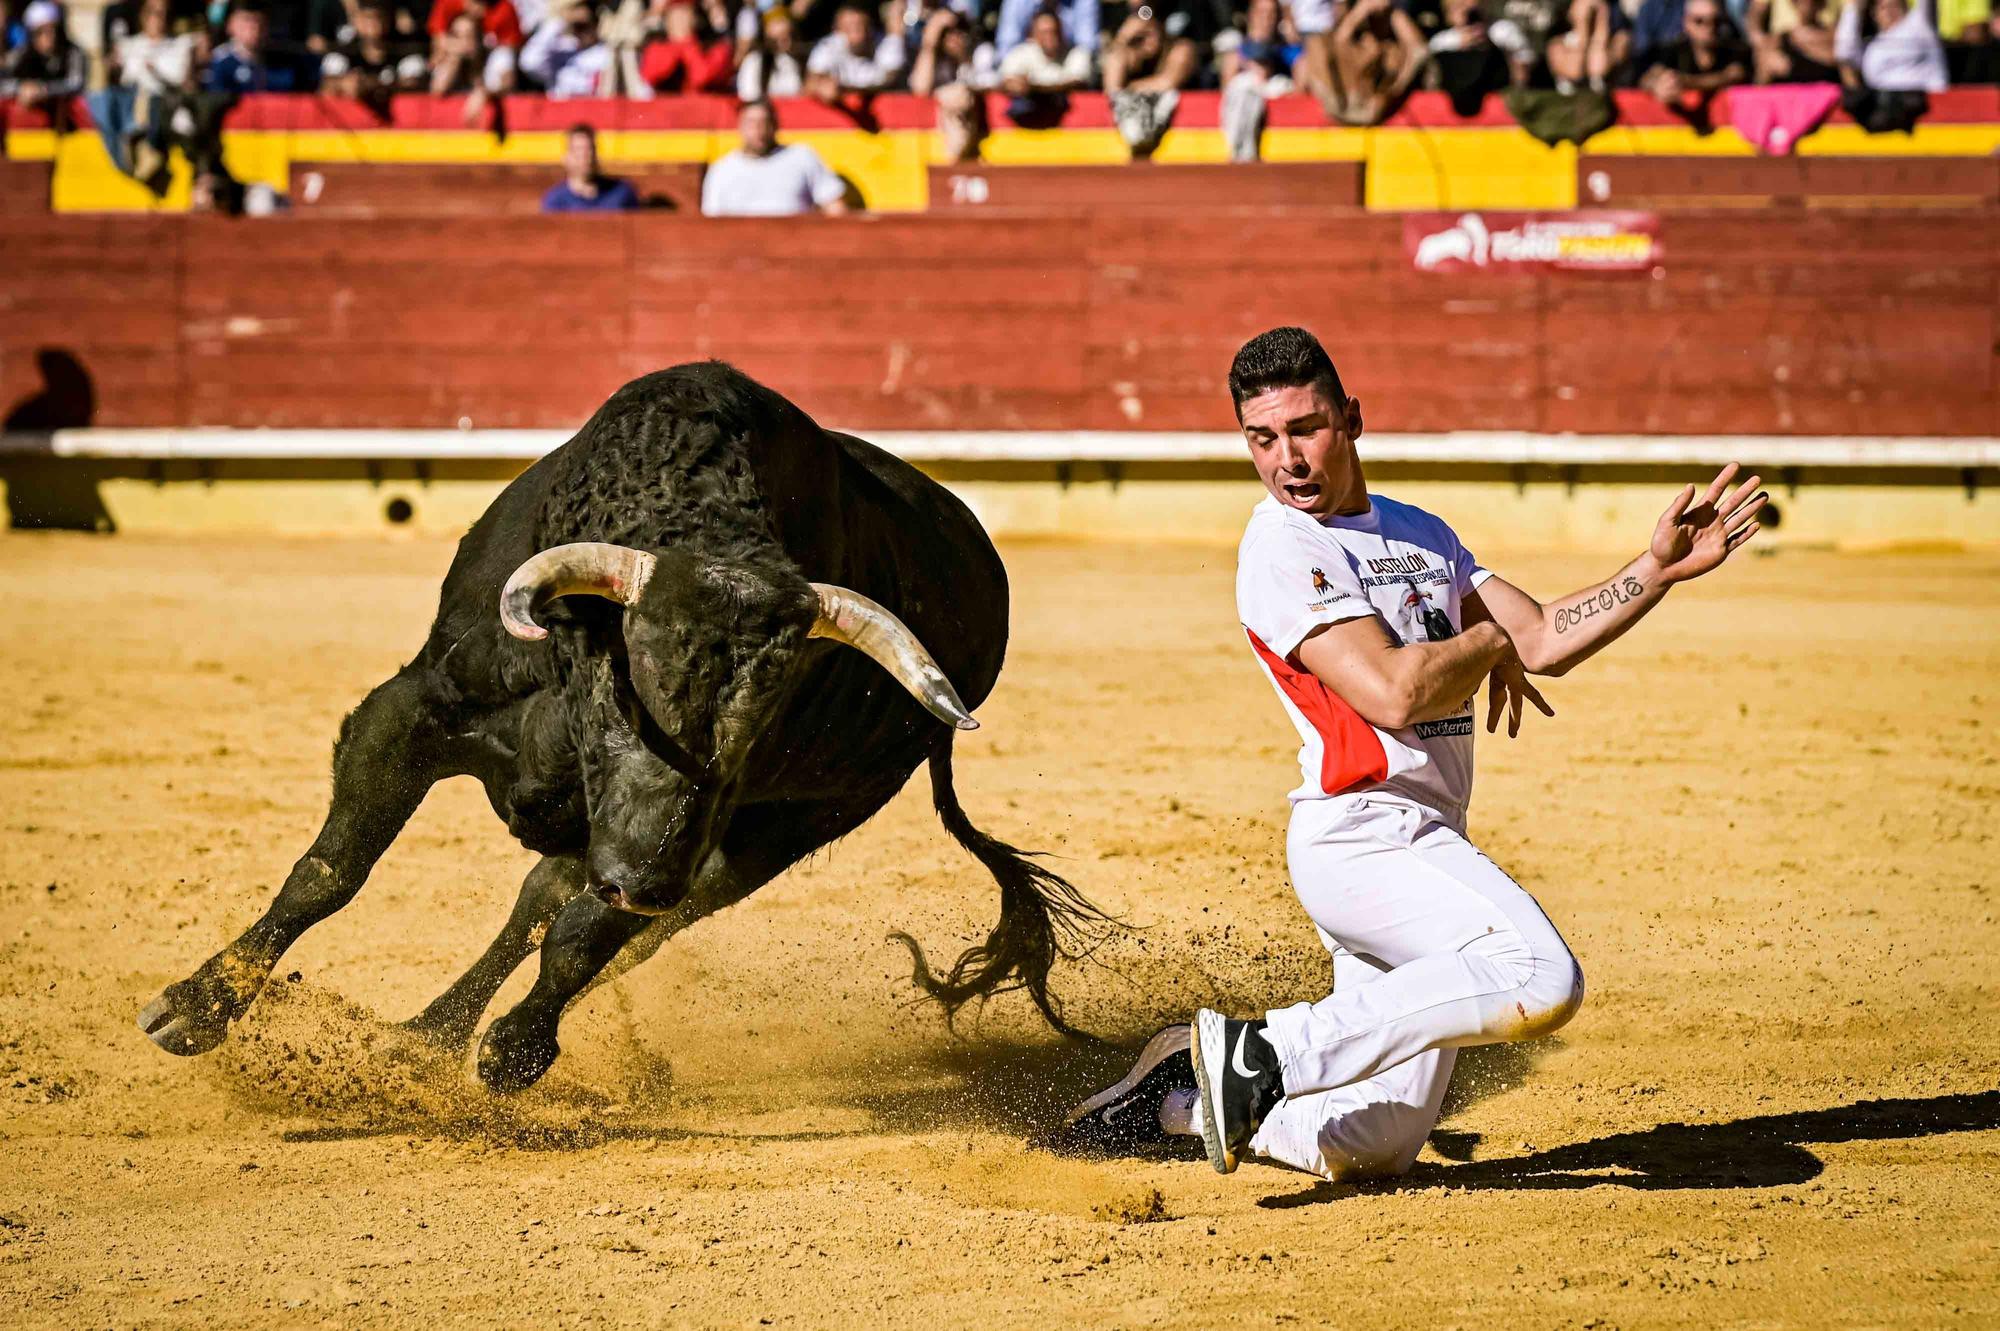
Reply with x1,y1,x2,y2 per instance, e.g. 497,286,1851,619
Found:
1,528,1997,1328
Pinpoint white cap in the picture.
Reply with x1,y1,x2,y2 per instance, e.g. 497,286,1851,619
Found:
23,1,62,29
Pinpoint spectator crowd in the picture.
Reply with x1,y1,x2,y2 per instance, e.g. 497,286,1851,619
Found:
4,0,1998,185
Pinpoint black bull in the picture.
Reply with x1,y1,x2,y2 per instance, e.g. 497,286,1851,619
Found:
137,363,1111,1092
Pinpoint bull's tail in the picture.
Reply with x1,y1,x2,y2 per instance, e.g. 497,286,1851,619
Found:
891,739,1116,1037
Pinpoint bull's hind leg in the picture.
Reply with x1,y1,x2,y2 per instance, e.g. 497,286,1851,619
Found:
475,796,889,1092
401,854,587,1051
138,670,440,1055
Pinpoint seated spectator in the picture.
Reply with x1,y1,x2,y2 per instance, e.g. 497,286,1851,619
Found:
542,122,639,209
1748,0,1838,82
2,1,87,127
1631,0,1685,68
999,7,1092,101
1101,2,1204,155
1320,0,1429,124
994,0,1099,57
1544,0,1628,92
206,1,321,91
91,0,195,186
321,1,428,112
1640,0,1750,116
1216,0,1301,159
430,1,522,107
737,4,808,96
805,0,906,100
701,97,848,215
522,0,615,95
1423,0,1511,114
429,0,526,55
1102,0,1201,92
1946,7,1999,82
1837,0,1947,132
639,0,734,89
909,6,997,159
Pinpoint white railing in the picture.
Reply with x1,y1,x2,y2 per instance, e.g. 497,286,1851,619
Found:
2,429,1995,468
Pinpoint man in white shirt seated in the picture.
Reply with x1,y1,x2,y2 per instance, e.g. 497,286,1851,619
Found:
998,7,1094,92
700,98,851,217
805,1,907,101
521,0,613,98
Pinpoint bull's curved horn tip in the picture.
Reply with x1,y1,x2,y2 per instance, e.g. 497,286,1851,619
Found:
955,715,979,731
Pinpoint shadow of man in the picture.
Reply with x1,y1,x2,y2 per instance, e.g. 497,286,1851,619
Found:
1260,1091,2000,1207
3,347,114,531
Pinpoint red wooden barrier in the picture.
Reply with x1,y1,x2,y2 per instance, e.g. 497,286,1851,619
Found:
1578,155,2000,210
292,161,708,217
2,210,1994,436
927,162,1365,211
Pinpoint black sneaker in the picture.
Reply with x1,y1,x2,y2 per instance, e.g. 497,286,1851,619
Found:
1190,1008,1284,1175
1049,1024,1193,1156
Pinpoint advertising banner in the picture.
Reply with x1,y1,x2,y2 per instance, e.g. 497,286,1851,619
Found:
1405,211,1662,274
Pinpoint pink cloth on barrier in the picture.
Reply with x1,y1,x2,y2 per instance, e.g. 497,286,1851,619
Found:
1725,83,1843,155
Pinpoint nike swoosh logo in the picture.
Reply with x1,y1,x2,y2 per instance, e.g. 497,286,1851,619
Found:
1231,1026,1259,1079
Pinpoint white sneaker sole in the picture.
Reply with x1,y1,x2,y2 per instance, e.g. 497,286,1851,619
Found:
1189,1008,1238,1174
1059,1024,1191,1128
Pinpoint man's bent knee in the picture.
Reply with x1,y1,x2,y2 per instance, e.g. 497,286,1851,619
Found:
1468,926,1584,1040
1513,949,1584,1040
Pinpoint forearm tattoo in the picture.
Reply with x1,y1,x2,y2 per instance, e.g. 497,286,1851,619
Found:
1553,576,1646,634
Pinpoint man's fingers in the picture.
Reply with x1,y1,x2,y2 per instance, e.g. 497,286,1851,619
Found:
1725,492,1768,533
1523,679,1556,717
1700,463,1739,507
1486,678,1505,733
1725,520,1761,551
1661,483,1695,527
1719,474,1763,516
1508,688,1523,738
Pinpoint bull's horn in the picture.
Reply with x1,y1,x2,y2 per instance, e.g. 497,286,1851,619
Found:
809,585,978,731
500,542,658,642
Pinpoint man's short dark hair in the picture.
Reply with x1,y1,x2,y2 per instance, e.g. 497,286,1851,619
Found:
1227,326,1347,419
566,122,597,141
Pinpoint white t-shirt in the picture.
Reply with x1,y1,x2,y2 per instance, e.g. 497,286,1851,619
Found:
116,32,193,93
804,30,907,89
700,144,846,217
1236,493,1493,814
997,39,1091,86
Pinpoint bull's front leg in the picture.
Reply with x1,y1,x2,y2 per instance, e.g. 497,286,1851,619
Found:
474,893,656,1092
138,670,440,1056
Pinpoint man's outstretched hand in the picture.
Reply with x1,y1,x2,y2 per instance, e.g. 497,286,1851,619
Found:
1486,658,1554,737
1650,463,1768,585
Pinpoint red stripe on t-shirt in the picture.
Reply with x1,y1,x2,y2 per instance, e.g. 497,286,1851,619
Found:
1246,628,1389,797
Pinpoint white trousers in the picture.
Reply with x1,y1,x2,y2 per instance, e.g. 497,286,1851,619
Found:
1248,795,1584,1181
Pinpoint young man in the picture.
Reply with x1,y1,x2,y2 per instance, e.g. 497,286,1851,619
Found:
700,98,849,217
541,123,638,212
1059,327,1767,1181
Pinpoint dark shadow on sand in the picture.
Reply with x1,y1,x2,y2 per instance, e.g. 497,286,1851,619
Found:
1257,1090,2000,1208
3,347,114,531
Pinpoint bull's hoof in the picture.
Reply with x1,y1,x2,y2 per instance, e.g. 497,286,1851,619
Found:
136,976,238,1056
476,1013,559,1093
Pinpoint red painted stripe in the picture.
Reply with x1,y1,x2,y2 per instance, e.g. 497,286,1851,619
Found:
8,87,1998,135
1245,627,1388,798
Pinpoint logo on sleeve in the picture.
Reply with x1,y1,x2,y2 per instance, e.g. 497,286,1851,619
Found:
1310,568,1332,603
